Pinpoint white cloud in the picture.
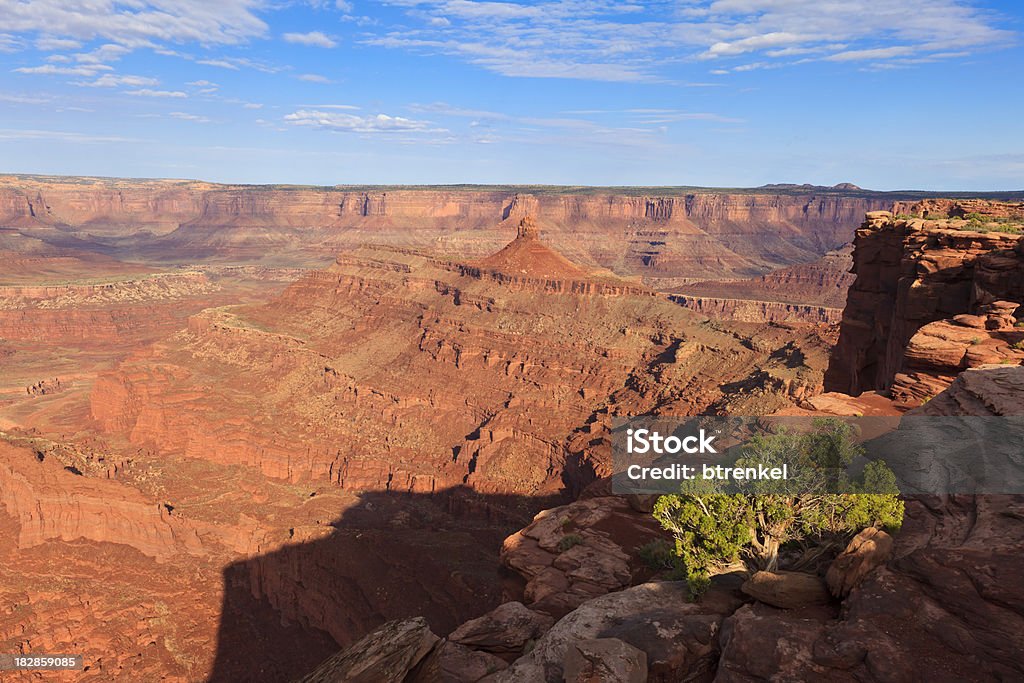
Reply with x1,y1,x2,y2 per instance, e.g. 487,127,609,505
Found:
197,59,239,70
0,92,53,104
699,32,810,60
34,36,82,50
196,56,281,72
13,64,113,76
367,0,1012,80
125,88,187,98
825,46,918,62
295,103,360,109
284,109,445,133
336,0,354,12
170,111,211,123
0,0,267,48
187,80,217,87
76,74,160,87
409,102,509,119
297,73,332,82
0,34,23,52
73,43,130,64
283,31,338,48
0,128,137,143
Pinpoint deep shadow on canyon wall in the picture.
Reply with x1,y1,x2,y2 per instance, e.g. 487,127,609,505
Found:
207,487,565,682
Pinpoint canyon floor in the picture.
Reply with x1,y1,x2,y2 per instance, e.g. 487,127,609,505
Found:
0,180,1022,682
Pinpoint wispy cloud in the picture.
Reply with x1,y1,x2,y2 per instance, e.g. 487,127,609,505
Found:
170,112,211,123
75,74,160,88
297,73,332,83
13,64,113,76
284,109,445,133
196,56,282,73
1,33,25,53
34,37,82,51
73,43,130,64
197,59,240,70
409,102,509,119
296,103,360,110
1,1,267,48
0,128,138,143
283,31,338,48
367,0,1013,81
0,92,53,105
125,88,187,98
559,108,742,124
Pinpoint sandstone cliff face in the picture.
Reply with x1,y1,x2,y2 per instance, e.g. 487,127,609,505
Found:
673,246,854,308
0,175,893,280
669,294,842,324
0,442,198,561
825,210,1024,401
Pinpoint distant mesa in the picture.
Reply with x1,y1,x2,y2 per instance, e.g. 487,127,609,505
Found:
478,216,591,279
756,182,862,192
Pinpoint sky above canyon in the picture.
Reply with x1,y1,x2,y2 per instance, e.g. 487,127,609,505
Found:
0,0,1022,190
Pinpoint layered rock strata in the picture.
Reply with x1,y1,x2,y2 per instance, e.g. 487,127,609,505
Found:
0,175,897,281
825,208,1024,402
91,223,831,496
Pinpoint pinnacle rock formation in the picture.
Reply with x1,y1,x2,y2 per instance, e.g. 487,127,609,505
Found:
478,215,591,279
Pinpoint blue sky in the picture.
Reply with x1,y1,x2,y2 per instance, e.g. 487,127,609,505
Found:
0,0,1022,189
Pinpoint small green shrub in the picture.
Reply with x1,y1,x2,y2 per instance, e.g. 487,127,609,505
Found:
637,539,678,572
557,534,584,552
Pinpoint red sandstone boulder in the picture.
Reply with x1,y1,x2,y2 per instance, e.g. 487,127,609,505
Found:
448,601,554,655
411,640,508,682
826,527,894,598
489,581,743,683
740,571,831,609
298,617,439,683
562,638,648,683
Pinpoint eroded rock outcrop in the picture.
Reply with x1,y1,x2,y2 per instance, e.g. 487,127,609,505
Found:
826,527,894,598
499,496,665,616
669,294,842,324
739,570,831,610
0,441,200,561
825,207,1024,405
298,617,439,683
